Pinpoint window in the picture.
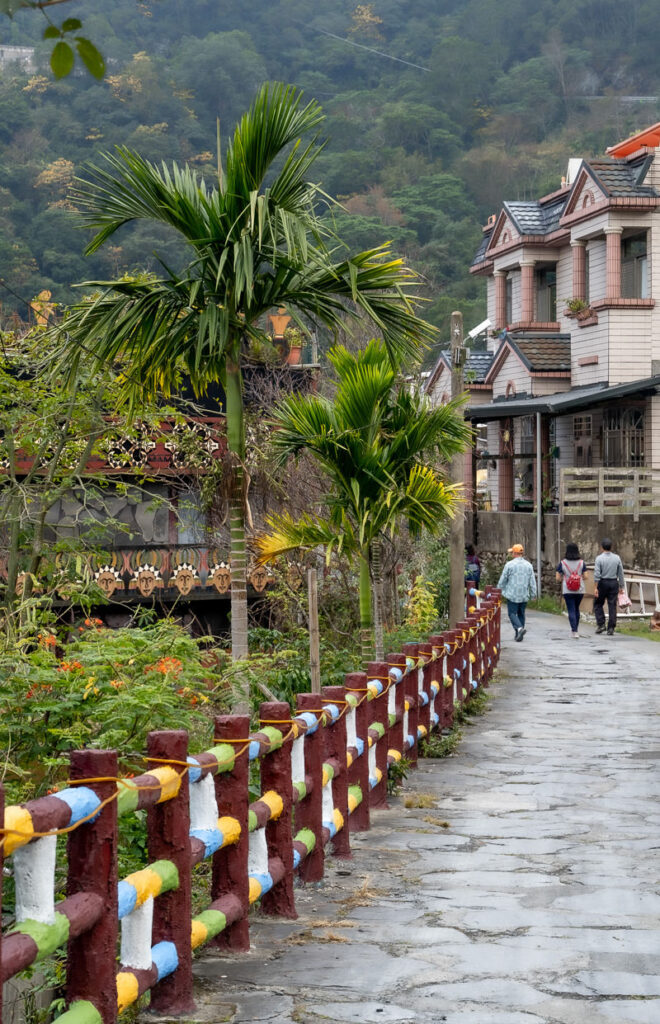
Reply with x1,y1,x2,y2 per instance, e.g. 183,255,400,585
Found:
535,266,557,321
602,407,645,467
573,414,592,467
505,275,512,324
621,232,648,299
520,416,535,454
584,249,590,304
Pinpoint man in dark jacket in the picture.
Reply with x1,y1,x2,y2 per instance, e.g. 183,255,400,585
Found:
593,538,625,636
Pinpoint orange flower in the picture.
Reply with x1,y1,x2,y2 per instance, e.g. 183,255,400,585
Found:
155,656,182,677
110,679,125,690
37,633,57,647
58,660,83,673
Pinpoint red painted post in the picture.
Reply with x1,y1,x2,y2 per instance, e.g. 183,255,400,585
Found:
322,685,351,858
0,781,4,1024
212,714,250,952
401,643,420,766
344,671,370,832
66,749,118,1024
429,634,449,730
146,730,194,1014
259,701,296,919
387,652,406,757
417,642,433,739
295,693,325,881
365,661,389,810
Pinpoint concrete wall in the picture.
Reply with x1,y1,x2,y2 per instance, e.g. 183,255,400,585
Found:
472,510,660,576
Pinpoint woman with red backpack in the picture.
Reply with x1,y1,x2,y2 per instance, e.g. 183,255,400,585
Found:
556,542,587,638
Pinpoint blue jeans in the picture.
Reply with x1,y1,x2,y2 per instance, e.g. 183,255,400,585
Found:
506,600,526,633
563,593,582,632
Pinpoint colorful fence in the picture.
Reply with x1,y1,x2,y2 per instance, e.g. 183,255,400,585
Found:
0,588,501,1024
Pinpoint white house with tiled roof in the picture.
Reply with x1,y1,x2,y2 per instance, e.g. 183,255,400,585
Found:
463,123,660,524
427,125,660,577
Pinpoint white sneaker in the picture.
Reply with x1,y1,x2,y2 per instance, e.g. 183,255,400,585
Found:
571,631,579,638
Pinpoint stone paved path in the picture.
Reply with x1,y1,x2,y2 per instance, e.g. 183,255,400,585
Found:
191,612,660,1024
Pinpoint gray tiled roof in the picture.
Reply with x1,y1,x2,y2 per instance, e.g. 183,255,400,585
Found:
512,335,571,372
471,228,492,267
435,349,494,383
586,157,657,198
505,194,567,236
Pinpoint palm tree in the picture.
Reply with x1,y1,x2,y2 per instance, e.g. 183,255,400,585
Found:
256,340,471,664
54,83,438,675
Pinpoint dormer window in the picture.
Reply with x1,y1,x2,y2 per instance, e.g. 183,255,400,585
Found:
621,232,648,299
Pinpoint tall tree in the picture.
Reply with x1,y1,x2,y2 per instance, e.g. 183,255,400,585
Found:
53,82,437,681
256,340,471,664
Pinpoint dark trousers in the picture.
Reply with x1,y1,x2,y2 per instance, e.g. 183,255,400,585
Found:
506,600,526,633
563,593,583,632
594,578,618,630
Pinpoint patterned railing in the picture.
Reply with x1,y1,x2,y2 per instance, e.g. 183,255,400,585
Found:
0,589,501,1024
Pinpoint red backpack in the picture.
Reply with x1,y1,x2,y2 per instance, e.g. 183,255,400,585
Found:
562,560,582,591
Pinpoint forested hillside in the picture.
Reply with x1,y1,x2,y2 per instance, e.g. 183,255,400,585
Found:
1,0,659,352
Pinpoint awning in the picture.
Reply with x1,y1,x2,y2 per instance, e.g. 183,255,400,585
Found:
467,374,660,420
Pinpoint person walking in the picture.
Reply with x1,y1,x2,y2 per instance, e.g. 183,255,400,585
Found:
593,538,625,636
465,543,481,587
497,543,537,642
556,542,587,638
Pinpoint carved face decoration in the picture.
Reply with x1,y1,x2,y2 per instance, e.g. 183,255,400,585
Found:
173,568,195,595
136,569,157,597
209,564,231,593
249,566,269,592
96,570,120,597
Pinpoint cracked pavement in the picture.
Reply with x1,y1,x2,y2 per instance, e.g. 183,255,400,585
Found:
186,612,660,1024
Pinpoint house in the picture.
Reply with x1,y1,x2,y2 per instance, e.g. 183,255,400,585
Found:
0,334,320,635
430,123,660,577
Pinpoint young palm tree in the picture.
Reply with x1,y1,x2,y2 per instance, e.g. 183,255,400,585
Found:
54,83,437,675
256,340,471,664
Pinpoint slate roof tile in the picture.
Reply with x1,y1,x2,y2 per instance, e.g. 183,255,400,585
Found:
586,157,657,198
514,336,571,372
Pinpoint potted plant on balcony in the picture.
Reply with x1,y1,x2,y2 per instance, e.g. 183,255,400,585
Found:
563,297,591,320
284,325,304,365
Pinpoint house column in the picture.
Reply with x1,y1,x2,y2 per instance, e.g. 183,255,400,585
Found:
605,226,623,300
498,418,514,512
520,260,536,322
494,270,507,329
571,240,586,301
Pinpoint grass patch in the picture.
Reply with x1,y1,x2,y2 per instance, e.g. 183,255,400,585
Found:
287,928,350,945
615,619,660,643
527,595,563,614
420,728,462,758
337,876,384,913
423,815,451,828
403,792,437,809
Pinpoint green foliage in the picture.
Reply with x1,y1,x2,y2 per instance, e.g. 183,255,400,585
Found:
0,619,225,802
404,576,439,636
387,755,411,795
420,728,462,759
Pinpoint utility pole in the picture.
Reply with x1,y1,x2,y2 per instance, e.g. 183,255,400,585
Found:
308,568,321,694
449,310,467,627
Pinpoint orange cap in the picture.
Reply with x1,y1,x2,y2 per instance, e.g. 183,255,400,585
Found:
507,543,524,555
